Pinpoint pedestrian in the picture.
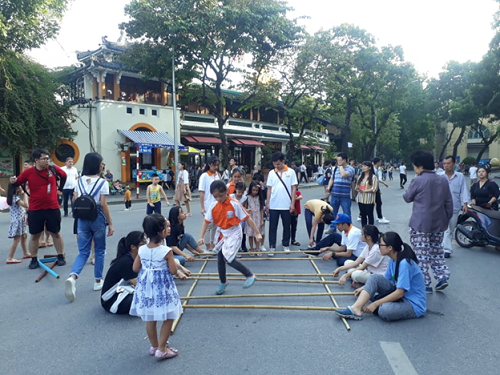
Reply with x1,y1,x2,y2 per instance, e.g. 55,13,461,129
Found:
228,157,238,179
388,164,394,181
252,172,268,252
222,167,229,183
246,181,265,255
403,150,453,293
227,168,244,195
9,149,67,269
372,158,390,224
130,214,183,360
198,155,221,251
470,166,500,210
334,231,426,322
442,156,470,258
60,157,79,217
304,199,334,248
64,152,114,301
399,162,407,188
146,173,170,215
349,159,357,202
198,180,262,295
266,152,298,255
299,162,308,184
174,162,192,216
231,181,248,253
290,185,303,247
161,169,169,190
469,162,478,186
355,161,378,227
124,185,132,210
322,160,334,201
5,184,30,264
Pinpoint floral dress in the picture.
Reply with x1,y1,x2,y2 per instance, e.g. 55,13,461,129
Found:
130,244,183,321
8,196,26,238
245,195,264,237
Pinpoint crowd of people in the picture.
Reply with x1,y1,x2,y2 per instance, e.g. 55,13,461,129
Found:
3,147,499,361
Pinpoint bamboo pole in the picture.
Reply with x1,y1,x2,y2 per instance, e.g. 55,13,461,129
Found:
182,304,342,311
171,259,208,335
308,256,351,331
181,292,354,300
190,273,334,277
191,257,315,261
246,250,320,255
187,276,339,284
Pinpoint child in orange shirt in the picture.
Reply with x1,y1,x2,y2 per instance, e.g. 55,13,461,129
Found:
124,185,132,211
198,180,262,295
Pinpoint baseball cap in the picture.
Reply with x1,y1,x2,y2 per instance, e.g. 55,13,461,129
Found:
331,213,351,224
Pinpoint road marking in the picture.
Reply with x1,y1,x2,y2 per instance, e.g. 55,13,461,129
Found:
380,341,418,375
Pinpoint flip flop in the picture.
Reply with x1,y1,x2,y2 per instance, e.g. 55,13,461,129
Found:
38,242,46,248
46,242,54,247
23,255,32,259
257,252,263,257
6,259,22,264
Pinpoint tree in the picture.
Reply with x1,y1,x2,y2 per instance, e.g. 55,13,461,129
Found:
121,0,303,165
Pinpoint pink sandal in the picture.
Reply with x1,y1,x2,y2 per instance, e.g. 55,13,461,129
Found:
154,349,178,360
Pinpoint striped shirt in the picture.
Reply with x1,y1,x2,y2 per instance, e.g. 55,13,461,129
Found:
331,165,355,198
356,175,379,204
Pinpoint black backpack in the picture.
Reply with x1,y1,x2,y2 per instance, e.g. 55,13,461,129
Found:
73,178,106,220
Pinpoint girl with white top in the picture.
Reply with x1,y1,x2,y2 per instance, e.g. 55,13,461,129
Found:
333,225,388,286
198,156,221,250
174,162,192,216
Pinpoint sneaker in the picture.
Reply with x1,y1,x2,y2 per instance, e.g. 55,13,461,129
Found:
259,245,267,252
283,246,290,252
378,218,390,224
28,259,39,269
435,279,449,291
216,283,228,295
425,287,433,294
267,247,275,257
57,257,66,266
65,277,76,302
93,280,103,291
243,276,256,289
356,217,361,222
444,251,451,258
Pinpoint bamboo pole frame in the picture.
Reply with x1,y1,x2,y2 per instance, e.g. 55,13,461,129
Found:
180,292,354,300
191,257,316,261
182,304,342,311
171,259,208,335
190,273,334,277
308,256,351,331
187,276,339,284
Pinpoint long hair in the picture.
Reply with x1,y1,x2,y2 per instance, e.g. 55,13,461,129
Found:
81,152,103,176
142,214,167,244
362,224,380,243
381,232,418,282
247,181,264,208
168,206,184,235
357,161,375,187
203,155,219,173
7,183,19,206
111,231,145,265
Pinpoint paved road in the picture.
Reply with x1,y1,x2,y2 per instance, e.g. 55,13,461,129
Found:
1,174,499,375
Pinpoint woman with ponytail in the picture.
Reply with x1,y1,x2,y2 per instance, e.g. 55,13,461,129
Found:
101,231,146,314
335,231,426,322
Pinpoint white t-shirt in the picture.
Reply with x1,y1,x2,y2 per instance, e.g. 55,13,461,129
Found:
61,166,79,190
399,165,407,174
177,169,189,184
469,166,478,179
358,244,389,275
198,171,220,210
266,167,298,210
318,166,324,175
75,176,109,204
340,226,365,257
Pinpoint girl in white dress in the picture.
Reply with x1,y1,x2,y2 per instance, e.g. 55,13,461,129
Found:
130,214,183,360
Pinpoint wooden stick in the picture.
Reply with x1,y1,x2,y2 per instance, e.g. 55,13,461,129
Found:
246,250,320,254
182,304,342,311
191,257,316,261
187,276,339,284
35,260,58,283
308,256,351,331
181,292,354,300
171,259,208,335
190,273,334,277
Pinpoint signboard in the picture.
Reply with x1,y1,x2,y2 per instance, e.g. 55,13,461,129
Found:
134,169,160,183
0,151,14,177
139,145,152,154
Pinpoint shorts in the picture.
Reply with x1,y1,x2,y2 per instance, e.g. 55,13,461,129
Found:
27,209,61,235
146,201,161,215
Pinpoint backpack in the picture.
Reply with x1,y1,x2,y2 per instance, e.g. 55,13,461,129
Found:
73,178,106,220
323,168,331,186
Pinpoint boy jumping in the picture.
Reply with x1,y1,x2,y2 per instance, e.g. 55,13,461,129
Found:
146,173,170,215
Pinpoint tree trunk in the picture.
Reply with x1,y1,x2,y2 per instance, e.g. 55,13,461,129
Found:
216,116,230,168
475,134,499,163
439,126,456,160
452,126,467,159
341,98,353,154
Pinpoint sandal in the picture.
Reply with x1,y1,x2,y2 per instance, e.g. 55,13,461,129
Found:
256,251,263,257
249,248,256,257
38,242,46,248
291,240,301,246
6,259,22,264
154,348,178,360
46,242,54,247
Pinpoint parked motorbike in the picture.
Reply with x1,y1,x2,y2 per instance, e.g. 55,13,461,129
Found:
455,205,500,248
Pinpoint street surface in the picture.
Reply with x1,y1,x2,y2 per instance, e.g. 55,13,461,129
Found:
1,172,499,375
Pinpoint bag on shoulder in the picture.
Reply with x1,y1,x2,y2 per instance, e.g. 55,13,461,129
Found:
317,175,324,185
73,177,106,220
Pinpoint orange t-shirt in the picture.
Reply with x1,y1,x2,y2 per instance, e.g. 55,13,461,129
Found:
204,197,249,230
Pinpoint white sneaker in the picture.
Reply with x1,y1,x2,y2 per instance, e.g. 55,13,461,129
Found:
283,246,290,252
65,277,76,302
259,245,267,252
93,280,103,291
268,247,275,257
378,218,390,224
356,217,361,222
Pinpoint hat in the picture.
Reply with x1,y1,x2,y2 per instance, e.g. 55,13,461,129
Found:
331,213,351,224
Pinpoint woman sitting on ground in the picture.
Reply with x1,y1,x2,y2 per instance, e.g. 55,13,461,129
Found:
335,231,426,322
332,225,388,287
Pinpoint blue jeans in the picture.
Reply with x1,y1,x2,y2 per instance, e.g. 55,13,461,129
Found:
329,195,352,231
305,209,324,243
306,232,357,266
71,210,106,280
174,255,186,266
146,201,161,215
179,233,198,251
62,188,74,216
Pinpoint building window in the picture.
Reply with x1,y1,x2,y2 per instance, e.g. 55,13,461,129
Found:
126,107,133,114
51,140,80,167
152,109,158,116
139,108,146,115
468,126,490,139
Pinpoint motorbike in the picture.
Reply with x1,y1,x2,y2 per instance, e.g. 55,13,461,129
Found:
455,205,500,248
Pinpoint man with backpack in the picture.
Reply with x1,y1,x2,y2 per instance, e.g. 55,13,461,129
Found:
10,149,67,269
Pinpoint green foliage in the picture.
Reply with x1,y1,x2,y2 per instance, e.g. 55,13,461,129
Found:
462,157,476,165
0,51,75,156
0,0,69,52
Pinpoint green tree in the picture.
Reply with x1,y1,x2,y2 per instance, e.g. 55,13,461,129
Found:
121,0,302,165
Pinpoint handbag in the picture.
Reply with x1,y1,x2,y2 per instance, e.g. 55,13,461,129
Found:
317,175,324,185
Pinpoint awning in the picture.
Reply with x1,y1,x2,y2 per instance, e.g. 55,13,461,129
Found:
182,136,197,143
180,146,205,155
234,139,264,146
300,145,311,150
119,130,186,150
310,146,324,151
192,136,222,144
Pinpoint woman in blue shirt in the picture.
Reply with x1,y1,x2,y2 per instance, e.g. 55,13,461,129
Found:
335,231,426,321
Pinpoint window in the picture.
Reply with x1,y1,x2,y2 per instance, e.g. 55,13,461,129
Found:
126,107,133,114
152,109,158,116
139,108,145,115
468,126,490,139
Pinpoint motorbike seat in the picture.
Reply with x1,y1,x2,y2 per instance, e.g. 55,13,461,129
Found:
471,205,500,220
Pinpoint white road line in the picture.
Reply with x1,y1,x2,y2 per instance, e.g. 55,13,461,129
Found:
380,341,419,375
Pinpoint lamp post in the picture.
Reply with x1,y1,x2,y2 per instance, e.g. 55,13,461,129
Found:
172,54,179,171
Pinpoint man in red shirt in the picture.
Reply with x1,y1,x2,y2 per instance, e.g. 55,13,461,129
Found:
10,149,67,269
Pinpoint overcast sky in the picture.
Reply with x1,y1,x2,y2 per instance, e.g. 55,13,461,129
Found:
28,0,499,78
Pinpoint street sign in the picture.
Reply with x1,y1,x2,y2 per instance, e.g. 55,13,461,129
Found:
139,145,152,154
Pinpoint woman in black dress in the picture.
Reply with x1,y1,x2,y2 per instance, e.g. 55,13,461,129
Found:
470,167,500,210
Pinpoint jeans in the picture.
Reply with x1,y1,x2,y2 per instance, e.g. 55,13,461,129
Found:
307,232,357,266
217,251,252,283
146,201,161,215
358,203,375,227
179,233,198,251
268,209,291,248
375,190,383,219
305,209,324,243
291,214,299,242
71,210,106,280
400,173,407,187
62,188,74,215
329,195,352,231
174,255,186,266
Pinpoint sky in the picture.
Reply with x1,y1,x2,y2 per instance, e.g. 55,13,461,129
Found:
28,0,499,78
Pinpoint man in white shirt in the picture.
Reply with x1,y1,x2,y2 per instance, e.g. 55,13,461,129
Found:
317,214,366,266
469,162,478,185
198,156,221,250
60,157,79,217
299,162,308,184
399,162,407,189
266,152,298,255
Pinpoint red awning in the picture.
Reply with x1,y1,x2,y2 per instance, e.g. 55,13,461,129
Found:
182,136,197,143
300,145,311,150
235,139,264,146
231,139,243,145
311,146,324,151
192,136,222,144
